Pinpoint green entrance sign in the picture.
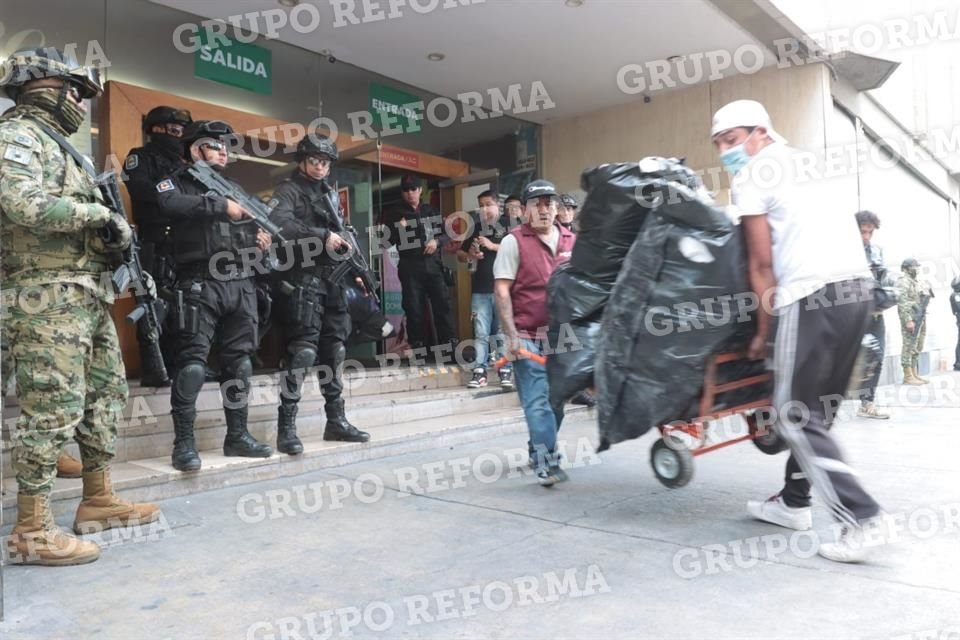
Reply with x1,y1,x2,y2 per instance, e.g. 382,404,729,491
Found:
369,82,422,134
195,33,272,96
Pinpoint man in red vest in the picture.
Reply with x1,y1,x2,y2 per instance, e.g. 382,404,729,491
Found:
493,180,576,486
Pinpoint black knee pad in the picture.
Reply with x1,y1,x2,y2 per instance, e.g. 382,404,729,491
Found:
289,345,318,373
172,362,206,407
281,345,318,403
317,340,346,368
221,356,253,407
223,356,253,383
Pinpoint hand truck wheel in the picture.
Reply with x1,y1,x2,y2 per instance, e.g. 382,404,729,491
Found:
650,437,694,488
746,413,788,455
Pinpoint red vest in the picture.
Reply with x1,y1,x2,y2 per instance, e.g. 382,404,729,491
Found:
510,223,576,337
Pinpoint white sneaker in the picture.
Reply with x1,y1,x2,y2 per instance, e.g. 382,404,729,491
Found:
818,515,888,563
746,494,813,531
857,402,890,420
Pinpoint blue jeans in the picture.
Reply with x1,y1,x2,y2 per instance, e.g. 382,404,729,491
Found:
513,338,564,471
471,293,510,373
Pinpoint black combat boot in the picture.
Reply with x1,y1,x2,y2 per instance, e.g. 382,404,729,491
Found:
277,403,303,455
171,410,202,472
223,408,273,457
322,398,370,442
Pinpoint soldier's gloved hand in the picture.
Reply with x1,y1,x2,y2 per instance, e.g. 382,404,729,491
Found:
140,271,158,300
90,212,133,253
101,212,133,250
83,203,114,228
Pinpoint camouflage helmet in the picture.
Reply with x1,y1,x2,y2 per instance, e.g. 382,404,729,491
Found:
901,257,920,271
295,134,338,162
0,47,102,101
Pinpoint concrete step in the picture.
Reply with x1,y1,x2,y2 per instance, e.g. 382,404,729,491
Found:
2,362,468,415
1,366,518,474
1,405,597,524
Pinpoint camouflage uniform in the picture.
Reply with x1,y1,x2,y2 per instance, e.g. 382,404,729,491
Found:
896,272,928,369
0,105,126,495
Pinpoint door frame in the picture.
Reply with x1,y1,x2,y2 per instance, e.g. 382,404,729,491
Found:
98,80,470,376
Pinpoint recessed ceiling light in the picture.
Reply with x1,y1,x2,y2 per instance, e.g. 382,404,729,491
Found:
427,52,446,61
278,0,299,6
565,0,584,7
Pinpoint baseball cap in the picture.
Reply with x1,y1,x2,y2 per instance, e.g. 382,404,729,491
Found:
710,100,787,144
522,179,559,204
400,174,422,191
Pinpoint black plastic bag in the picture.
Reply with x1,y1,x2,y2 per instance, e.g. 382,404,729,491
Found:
571,158,706,295
595,172,752,450
546,264,606,408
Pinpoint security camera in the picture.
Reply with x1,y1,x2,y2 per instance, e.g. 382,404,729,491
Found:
643,94,652,104
328,55,337,64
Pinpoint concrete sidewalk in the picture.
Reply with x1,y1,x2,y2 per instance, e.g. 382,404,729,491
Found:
1,406,958,640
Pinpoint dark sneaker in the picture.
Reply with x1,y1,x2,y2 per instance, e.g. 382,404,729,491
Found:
571,390,597,407
467,369,488,389
536,467,569,487
499,368,514,389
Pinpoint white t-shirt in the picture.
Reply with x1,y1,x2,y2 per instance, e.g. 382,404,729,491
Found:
493,226,560,280
731,143,870,309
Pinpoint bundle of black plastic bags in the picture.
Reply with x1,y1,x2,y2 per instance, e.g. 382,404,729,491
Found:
545,158,767,451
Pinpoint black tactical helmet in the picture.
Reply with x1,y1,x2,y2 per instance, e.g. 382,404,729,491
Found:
181,119,233,145
0,47,102,100
901,257,920,271
295,134,338,162
560,193,579,209
144,105,192,132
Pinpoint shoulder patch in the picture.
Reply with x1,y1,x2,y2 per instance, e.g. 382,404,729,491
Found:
125,154,139,171
156,179,175,193
3,144,33,166
267,198,279,210
14,133,34,147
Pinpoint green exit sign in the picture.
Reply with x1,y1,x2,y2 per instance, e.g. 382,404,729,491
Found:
195,33,272,96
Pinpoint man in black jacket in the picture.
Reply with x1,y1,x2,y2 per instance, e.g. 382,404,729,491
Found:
269,134,371,453
854,210,890,419
157,120,274,471
124,105,192,387
382,174,456,357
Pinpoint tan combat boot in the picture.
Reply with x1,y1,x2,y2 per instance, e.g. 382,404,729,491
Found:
73,469,161,535
914,366,930,384
56,452,82,478
7,494,101,566
902,366,924,385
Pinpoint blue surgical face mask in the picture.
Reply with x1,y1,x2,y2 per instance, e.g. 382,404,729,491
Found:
719,130,755,176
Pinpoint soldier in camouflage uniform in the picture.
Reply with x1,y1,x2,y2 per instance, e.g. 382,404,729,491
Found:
0,48,159,566
1,335,82,476
897,257,933,385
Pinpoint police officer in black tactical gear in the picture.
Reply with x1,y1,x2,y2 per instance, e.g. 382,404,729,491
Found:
382,174,456,355
124,105,192,387
270,134,371,452
157,119,275,471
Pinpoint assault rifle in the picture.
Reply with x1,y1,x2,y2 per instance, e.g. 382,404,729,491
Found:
328,224,381,307
187,161,286,242
911,289,934,334
97,171,167,382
